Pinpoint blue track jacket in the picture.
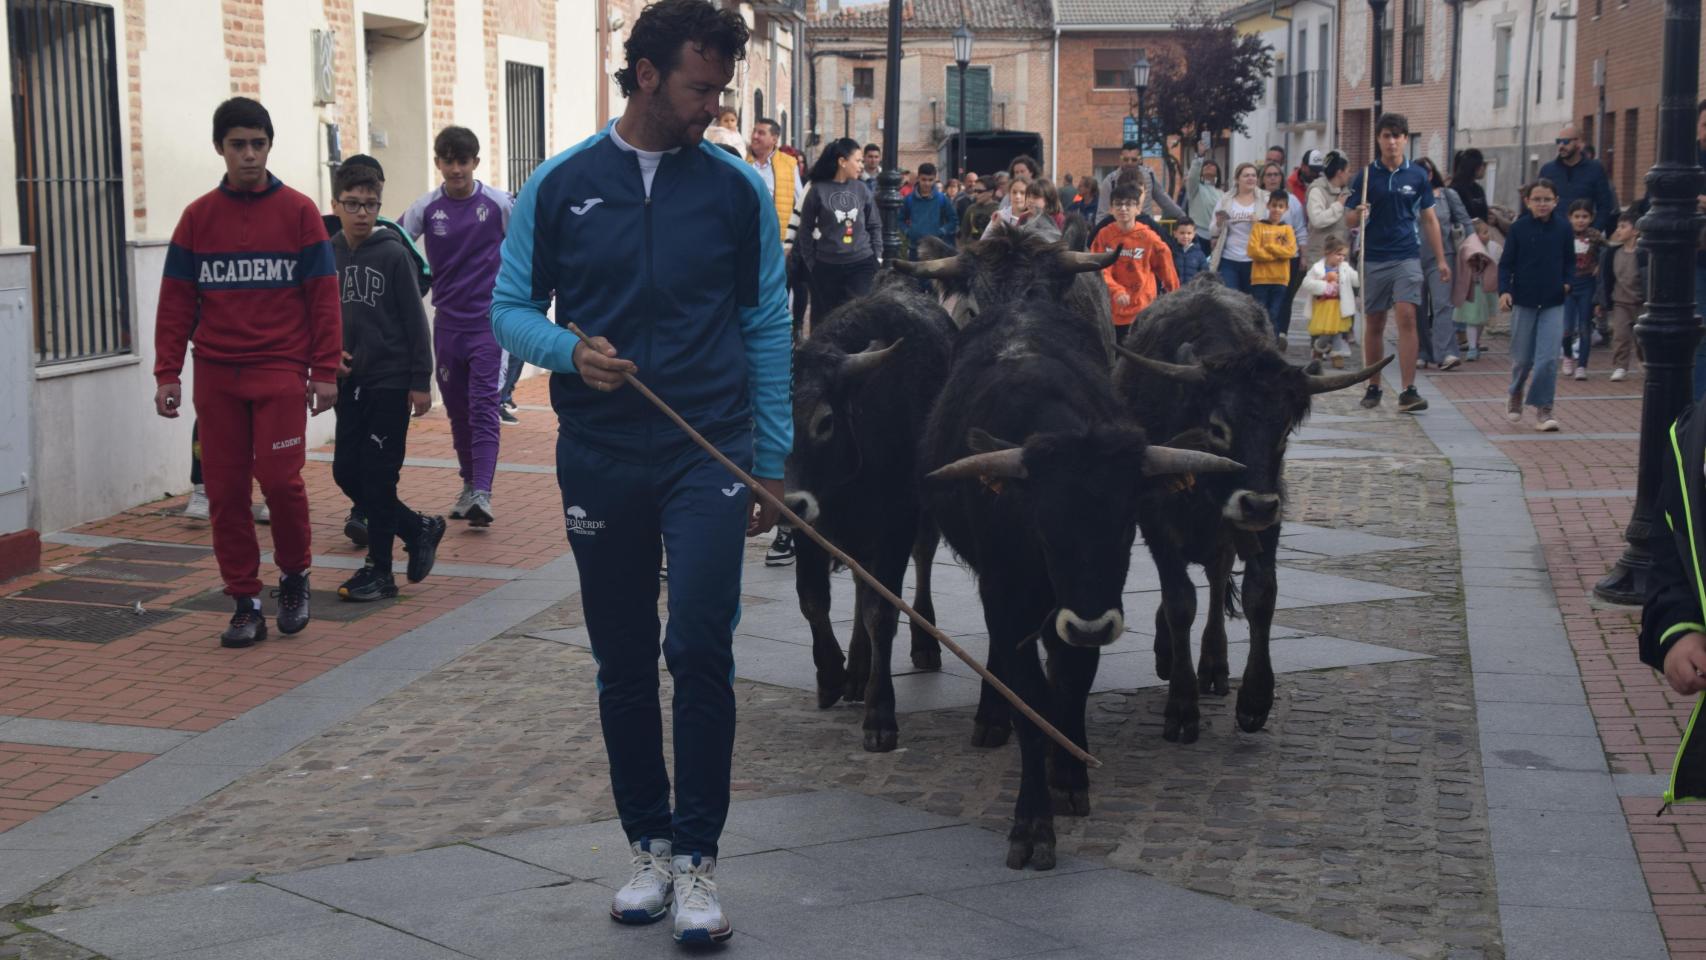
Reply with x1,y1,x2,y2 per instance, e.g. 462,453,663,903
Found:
490,122,793,479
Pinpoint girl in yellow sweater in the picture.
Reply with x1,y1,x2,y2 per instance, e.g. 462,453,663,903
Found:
1248,192,1298,346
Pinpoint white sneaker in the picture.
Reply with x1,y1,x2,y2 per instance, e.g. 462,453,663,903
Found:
449,483,476,520
182,485,210,520
610,839,673,924
1611,367,1627,382
1573,367,1588,381
253,501,271,524
466,490,493,528
671,854,733,943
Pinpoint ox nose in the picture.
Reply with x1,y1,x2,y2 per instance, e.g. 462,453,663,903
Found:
1055,609,1124,648
1237,492,1281,528
783,491,819,524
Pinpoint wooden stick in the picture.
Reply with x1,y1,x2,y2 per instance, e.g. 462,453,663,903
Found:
567,323,1101,769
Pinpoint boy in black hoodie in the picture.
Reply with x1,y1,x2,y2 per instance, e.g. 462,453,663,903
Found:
329,163,446,600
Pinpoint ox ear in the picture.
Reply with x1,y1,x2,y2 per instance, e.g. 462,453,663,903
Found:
916,236,955,261
1304,354,1395,395
927,448,1028,484
842,338,904,380
1139,445,1245,478
892,254,967,280
1173,342,1199,365
1115,345,1206,383
1055,246,1119,274
966,428,1021,453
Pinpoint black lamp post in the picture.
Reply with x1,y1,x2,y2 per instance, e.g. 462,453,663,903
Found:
953,23,974,179
877,0,904,262
1593,0,1703,605
1132,50,1151,160
842,81,854,139
1368,0,1388,125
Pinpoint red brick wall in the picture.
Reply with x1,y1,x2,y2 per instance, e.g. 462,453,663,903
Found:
484,1,502,184
221,0,266,95
432,0,458,134
1056,32,1179,183
125,0,145,231
1573,3,1706,202
321,0,359,135
1335,0,1451,169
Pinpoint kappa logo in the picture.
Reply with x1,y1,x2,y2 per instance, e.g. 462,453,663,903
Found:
430,208,450,237
430,209,450,220
271,436,303,451
571,198,604,216
722,482,746,498
565,504,607,537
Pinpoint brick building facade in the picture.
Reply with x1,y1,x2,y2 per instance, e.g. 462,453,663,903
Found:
804,0,1054,176
1572,0,1706,208
1335,0,1453,169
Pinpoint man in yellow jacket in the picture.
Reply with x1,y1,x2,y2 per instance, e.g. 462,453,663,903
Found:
747,118,802,250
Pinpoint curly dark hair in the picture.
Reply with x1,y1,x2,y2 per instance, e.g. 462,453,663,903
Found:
615,0,749,98
333,162,382,197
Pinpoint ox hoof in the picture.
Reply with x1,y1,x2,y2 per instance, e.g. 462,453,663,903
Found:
971,720,1012,748
1162,704,1201,744
1005,819,1057,871
1050,786,1091,817
1236,709,1270,733
1236,683,1273,733
815,669,846,709
1199,672,1230,697
911,642,942,671
842,676,867,703
863,728,899,752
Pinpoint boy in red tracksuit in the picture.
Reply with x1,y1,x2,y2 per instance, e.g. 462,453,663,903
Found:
153,97,342,649
1091,182,1179,341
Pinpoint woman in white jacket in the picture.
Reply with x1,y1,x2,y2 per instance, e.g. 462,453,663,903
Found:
1301,236,1358,367
1305,151,1352,265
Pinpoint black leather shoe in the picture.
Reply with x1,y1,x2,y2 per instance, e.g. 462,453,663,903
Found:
406,515,447,583
220,597,268,649
273,572,311,635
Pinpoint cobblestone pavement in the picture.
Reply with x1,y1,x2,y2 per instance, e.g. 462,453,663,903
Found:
0,380,1510,960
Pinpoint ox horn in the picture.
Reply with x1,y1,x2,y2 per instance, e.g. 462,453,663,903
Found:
927,448,1029,483
1115,345,1207,383
842,338,904,379
891,255,967,280
1304,354,1395,395
1140,445,1245,478
1055,246,1120,274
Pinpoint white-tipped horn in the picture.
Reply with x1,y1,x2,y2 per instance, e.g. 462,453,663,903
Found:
927,448,1029,483
1056,246,1119,274
1115,345,1207,383
842,338,904,379
891,255,967,280
1305,354,1395,395
1139,445,1245,478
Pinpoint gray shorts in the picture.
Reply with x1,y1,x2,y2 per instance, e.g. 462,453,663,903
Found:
1363,258,1424,314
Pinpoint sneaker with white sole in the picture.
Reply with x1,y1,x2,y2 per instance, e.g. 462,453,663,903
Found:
253,501,271,525
1574,366,1588,381
1505,394,1523,423
449,483,476,520
1610,367,1628,382
182,484,210,520
1535,406,1560,432
611,839,673,924
1561,357,1576,376
671,854,733,943
465,490,494,528
1440,355,1462,371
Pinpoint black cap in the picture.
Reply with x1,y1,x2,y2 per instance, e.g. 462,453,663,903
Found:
343,154,385,181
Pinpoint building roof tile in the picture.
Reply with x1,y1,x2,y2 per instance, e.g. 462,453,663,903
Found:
1054,0,1239,27
807,0,1052,33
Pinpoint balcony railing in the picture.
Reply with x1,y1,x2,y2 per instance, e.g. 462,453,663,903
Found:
1276,70,1325,125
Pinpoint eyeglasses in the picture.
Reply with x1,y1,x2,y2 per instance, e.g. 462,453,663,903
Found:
338,199,382,214
1554,137,1575,145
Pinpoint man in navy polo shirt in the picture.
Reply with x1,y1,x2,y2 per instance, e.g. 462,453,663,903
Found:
1347,113,1452,413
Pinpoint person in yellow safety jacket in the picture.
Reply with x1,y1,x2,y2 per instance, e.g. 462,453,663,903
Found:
1641,403,1706,805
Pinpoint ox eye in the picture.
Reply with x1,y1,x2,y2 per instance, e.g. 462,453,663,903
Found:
1208,416,1232,445
810,406,834,441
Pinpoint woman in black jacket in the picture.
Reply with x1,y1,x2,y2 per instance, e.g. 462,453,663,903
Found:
1498,179,1574,432
1450,148,1490,223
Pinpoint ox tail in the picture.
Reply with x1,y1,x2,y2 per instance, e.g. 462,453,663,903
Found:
1222,571,1244,620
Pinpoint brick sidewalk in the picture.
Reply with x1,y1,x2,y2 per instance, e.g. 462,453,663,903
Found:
0,376,567,835
1425,337,1706,959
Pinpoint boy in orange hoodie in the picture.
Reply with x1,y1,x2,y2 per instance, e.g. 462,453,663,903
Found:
1091,182,1178,341
1248,192,1299,346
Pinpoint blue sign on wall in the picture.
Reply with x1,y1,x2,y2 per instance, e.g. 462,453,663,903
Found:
1122,116,1138,144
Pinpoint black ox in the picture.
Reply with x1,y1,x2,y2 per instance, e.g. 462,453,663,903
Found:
921,294,1241,870
783,284,955,752
1113,279,1391,743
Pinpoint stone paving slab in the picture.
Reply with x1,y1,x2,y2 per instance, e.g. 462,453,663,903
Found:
29,883,335,959
263,844,568,918
0,718,193,754
165,913,470,960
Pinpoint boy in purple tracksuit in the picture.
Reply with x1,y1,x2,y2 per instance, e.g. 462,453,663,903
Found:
402,126,512,527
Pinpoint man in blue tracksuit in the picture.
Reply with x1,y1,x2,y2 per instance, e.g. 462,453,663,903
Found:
902,161,958,254
490,0,790,944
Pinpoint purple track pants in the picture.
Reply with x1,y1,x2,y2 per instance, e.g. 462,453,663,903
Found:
434,322,501,493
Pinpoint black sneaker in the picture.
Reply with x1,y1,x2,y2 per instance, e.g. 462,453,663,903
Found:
338,564,398,602
765,529,796,567
272,572,311,634
501,398,519,413
1397,386,1429,413
344,511,369,548
220,596,268,649
1360,384,1383,409
405,515,447,583
499,407,520,426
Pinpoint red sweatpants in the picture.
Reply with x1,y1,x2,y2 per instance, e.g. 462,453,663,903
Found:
192,358,313,596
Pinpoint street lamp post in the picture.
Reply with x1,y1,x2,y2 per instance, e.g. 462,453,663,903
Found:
842,81,854,139
1132,50,1151,159
1594,0,1704,605
953,23,974,179
1368,0,1388,125
877,0,903,262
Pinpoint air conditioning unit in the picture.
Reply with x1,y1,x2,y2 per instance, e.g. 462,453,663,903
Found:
312,29,336,105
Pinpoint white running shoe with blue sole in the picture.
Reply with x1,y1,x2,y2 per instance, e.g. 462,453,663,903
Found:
610,838,672,924
671,853,733,943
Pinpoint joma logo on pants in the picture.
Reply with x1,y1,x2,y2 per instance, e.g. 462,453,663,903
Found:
271,436,303,451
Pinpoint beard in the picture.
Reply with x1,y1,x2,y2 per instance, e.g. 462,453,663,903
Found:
645,95,707,152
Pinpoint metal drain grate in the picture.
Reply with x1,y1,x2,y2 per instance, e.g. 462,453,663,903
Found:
92,542,211,563
0,599,182,643
59,560,197,583
15,581,166,607
176,588,394,622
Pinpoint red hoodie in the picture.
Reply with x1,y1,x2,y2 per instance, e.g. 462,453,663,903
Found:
154,176,341,386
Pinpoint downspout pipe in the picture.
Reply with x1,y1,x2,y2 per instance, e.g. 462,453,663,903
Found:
1517,0,1539,183
1446,0,1461,163
1270,0,1294,161
1051,25,1060,176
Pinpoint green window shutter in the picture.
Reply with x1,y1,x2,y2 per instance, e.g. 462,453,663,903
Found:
946,66,992,132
